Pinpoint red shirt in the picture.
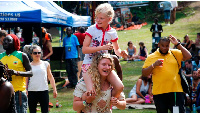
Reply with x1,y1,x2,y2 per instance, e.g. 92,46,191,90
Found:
74,32,86,46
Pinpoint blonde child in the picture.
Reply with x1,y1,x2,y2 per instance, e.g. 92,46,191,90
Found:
82,3,127,99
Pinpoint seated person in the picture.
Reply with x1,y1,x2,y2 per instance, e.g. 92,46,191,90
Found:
182,60,198,86
189,43,199,58
183,34,194,51
186,70,200,113
183,60,195,77
191,71,200,103
182,60,196,85
126,74,153,104
135,42,148,61
192,56,200,69
73,53,126,113
123,41,137,61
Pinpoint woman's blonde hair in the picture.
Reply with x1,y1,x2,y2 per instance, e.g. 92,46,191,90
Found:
95,3,115,23
88,53,114,95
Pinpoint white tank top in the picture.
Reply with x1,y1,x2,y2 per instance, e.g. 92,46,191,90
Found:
28,61,49,91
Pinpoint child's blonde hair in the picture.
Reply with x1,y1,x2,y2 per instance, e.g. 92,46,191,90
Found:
95,3,115,23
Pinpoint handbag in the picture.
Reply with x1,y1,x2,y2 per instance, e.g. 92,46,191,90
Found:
171,51,190,94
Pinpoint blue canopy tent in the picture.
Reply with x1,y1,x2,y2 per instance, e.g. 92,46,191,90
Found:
22,1,72,27
34,1,73,27
0,1,41,23
35,1,89,40
0,1,72,27
49,1,91,27
0,1,43,45
34,1,76,40
0,1,71,46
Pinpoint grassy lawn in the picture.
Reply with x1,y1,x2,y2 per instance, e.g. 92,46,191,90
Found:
46,2,200,113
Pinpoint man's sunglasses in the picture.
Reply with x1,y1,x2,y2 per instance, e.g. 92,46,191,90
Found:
32,52,41,55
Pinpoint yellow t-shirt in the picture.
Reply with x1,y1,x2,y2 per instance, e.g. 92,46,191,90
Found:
143,49,183,95
0,51,26,92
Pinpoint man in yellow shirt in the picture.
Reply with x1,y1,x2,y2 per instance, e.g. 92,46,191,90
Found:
142,35,191,113
0,34,32,113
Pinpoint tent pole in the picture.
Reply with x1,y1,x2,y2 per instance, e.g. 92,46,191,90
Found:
39,23,42,48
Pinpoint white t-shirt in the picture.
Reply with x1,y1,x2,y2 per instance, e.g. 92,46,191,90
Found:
28,61,49,91
154,25,159,37
171,1,178,9
83,24,118,64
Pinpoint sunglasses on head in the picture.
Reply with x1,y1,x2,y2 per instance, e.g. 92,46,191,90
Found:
32,52,41,55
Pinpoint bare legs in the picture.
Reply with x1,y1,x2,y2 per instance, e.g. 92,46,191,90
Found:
126,95,145,104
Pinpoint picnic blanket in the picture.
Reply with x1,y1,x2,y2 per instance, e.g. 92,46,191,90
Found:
126,104,156,109
113,22,147,31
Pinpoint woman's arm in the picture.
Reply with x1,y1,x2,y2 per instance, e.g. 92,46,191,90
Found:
126,48,128,53
148,82,153,96
25,77,29,95
144,47,148,57
133,46,137,56
74,92,96,113
73,96,85,112
137,48,140,56
187,40,193,49
136,79,145,99
47,64,57,98
148,82,154,102
43,41,53,59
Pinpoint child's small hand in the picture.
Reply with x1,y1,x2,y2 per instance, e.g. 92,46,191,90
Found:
103,43,113,50
85,91,96,103
110,96,119,106
121,50,128,57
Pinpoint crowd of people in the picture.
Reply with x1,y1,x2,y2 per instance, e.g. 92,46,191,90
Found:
0,2,200,113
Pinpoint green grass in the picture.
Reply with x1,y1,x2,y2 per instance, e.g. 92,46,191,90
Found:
46,4,200,113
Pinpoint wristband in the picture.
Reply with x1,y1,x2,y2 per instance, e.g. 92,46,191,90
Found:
83,101,87,107
151,64,154,69
175,42,181,47
83,100,92,107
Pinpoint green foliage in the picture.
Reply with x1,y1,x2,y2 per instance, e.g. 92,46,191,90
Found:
130,1,161,21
